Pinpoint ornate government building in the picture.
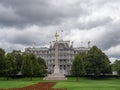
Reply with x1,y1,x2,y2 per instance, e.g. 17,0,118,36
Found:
25,34,90,75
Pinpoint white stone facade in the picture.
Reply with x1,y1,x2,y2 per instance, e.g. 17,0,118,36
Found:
25,40,90,75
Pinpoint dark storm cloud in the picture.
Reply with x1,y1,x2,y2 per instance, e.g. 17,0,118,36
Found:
9,35,34,46
0,0,120,61
0,26,57,46
0,0,88,27
9,32,52,46
94,22,120,51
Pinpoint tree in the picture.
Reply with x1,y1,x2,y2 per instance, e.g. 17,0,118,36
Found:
0,48,6,76
5,53,18,79
112,60,120,75
85,46,112,78
22,53,33,80
71,54,85,81
38,57,47,76
12,50,23,72
21,53,41,80
29,53,41,76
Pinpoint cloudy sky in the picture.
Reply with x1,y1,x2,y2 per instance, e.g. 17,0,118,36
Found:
0,0,120,62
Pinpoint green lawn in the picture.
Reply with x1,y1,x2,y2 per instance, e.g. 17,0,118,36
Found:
0,77,120,90
54,78,120,90
0,77,42,88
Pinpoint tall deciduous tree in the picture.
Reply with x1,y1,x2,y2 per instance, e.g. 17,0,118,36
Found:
12,50,23,72
71,54,85,81
5,53,18,79
22,53,33,80
112,60,120,75
0,48,6,76
38,57,47,76
29,53,41,76
22,53,41,80
85,46,111,78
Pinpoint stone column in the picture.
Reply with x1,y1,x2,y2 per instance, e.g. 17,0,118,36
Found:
53,33,60,74
43,32,67,80
55,43,58,66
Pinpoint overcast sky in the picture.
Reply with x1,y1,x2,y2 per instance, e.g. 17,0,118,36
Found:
0,0,120,63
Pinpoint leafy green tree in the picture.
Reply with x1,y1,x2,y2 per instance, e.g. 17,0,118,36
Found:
112,60,120,75
5,53,18,79
12,50,23,72
0,48,6,76
29,53,41,76
22,53,41,80
38,57,47,76
85,46,112,78
22,53,33,80
71,54,85,81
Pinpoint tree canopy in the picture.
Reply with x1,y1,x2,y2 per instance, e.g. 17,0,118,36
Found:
85,46,112,76
12,50,23,72
21,53,46,80
0,48,6,75
5,53,18,79
71,54,85,80
38,57,47,75
112,60,120,75
0,48,47,79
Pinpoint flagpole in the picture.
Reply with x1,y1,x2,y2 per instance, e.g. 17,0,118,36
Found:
61,30,63,40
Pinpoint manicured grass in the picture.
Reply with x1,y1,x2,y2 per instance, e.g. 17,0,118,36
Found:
0,77,120,90
0,77,42,88
54,78,120,90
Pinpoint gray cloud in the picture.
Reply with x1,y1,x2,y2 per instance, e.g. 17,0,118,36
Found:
0,25,58,47
0,0,120,62
94,21,120,50
0,0,88,27
78,17,112,29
